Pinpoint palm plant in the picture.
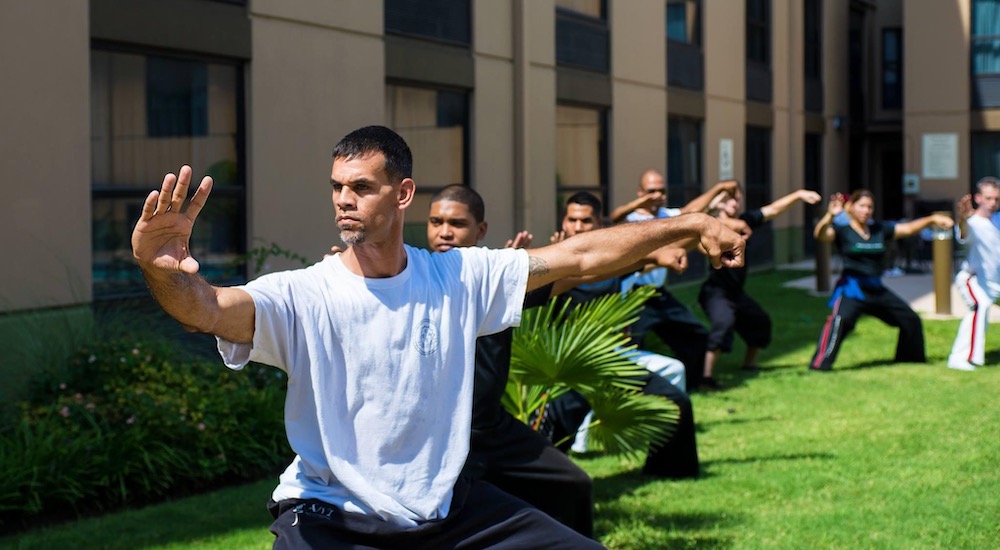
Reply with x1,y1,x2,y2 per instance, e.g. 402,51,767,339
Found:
503,286,679,458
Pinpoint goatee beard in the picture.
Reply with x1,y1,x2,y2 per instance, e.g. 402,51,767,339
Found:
339,229,367,246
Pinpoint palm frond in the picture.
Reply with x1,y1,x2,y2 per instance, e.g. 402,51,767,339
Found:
582,389,680,458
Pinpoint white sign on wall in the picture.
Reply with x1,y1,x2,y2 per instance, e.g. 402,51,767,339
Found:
922,133,959,180
719,139,734,180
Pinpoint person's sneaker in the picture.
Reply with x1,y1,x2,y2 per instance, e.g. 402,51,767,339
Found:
700,377,722,391
808,365,831,372
947,359,977,371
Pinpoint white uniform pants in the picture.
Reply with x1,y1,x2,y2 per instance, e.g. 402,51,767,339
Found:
949,271,996,366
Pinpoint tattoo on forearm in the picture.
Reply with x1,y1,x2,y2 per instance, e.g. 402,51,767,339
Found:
528,256,550,277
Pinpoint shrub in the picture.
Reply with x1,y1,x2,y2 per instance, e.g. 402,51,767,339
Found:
0,335,288,532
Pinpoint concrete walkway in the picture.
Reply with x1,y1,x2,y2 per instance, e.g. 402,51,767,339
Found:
778,259,1000,323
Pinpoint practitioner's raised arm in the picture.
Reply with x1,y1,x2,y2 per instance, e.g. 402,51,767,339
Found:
760,189,822,221
525,213,744,292
131,165,255,343
892,212,954,239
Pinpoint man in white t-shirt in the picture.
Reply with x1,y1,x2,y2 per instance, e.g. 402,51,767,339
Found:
131,126,745,548
948,177,1000,371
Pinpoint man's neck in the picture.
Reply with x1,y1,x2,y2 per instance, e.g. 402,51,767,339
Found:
340,239,408,278
975,208,996,219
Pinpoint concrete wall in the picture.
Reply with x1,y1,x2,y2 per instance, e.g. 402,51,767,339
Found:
703,1,746,185
610,0,667,209
248,2,385,272
0,1,92,311
904,0,970,200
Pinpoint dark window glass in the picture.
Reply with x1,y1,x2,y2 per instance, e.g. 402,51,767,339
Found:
804,0,822,78
555,7,610,72
745,126,773,265
972,132,1000,185
386,84,470,248
667,116,702,205
972,0,1000,75
803,133,823,255
384,0,471,46
667,0,700,45
882,28,903,109
556,104,608,218
667,116,705,283
91,49,244,298
746,0,770,65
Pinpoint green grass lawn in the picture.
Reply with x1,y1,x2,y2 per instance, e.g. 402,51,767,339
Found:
4,270,999,549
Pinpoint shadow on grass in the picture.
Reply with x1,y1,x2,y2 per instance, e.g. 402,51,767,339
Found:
595,509,735,549
702,451,836,469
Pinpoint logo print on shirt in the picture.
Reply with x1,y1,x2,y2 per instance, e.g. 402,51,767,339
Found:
414,319,439,356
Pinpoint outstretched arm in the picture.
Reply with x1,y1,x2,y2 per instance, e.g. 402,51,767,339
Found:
609,192,662,223
525,213,744,292
893,213,954,240
760,189,822,221
680,180,741,214
131,165,255,343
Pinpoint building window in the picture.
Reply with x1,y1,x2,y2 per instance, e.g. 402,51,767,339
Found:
972,0,1000,75
555,0,610,73
803,133,823,255
746,0,772,103
91,49,244,298
667,116,704,282
385,84,469,247
556,104,608,216
667,0,700,45
972,132,1000,185
745,126,773,265
803,0,823,112
555,0,604,19
882,28,903,110
803,0,822,78
384,0,471,46
972,0,1000,107
746,0,770,65
666,0,704,90
667,116,702,205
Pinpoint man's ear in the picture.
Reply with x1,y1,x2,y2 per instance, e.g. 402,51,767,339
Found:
397,178,415,209
477,221,488,243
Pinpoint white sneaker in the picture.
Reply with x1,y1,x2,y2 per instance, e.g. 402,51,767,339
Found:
948,359,977,371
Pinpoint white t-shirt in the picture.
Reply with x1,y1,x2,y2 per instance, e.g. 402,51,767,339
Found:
622,207,683,289
217,245,529,527
961,215,1000,299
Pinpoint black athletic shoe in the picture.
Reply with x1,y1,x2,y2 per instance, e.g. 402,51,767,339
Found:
700,377,722,391
808,365,831,372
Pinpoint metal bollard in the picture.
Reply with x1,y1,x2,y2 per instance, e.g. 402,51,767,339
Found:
814,229,831,293
932,211,953,315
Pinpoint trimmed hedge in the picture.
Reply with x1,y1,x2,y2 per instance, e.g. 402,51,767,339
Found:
0,336,288,531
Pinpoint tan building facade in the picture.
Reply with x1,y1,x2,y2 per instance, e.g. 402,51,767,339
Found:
2,0,998,316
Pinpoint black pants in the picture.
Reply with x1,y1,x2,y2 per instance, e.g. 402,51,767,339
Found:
698,285,772,353
630,291,710,389
810,287,926,371
267,479,605,549
544,374,700,479
466,411,594,538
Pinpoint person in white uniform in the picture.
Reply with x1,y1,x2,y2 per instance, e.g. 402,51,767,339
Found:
130,125,745,548
948,177,1000,371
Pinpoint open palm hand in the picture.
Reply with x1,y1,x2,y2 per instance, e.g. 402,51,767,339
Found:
131,165,213,275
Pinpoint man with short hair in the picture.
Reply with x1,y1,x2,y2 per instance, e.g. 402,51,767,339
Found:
131,125,743,547
426,184,595,537
547,191,701,479
948,177,1000,371
610,170,741,389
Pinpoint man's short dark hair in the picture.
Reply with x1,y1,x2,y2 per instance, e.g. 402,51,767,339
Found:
332,126,413,185
431,184,486,223
565,191,603,215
